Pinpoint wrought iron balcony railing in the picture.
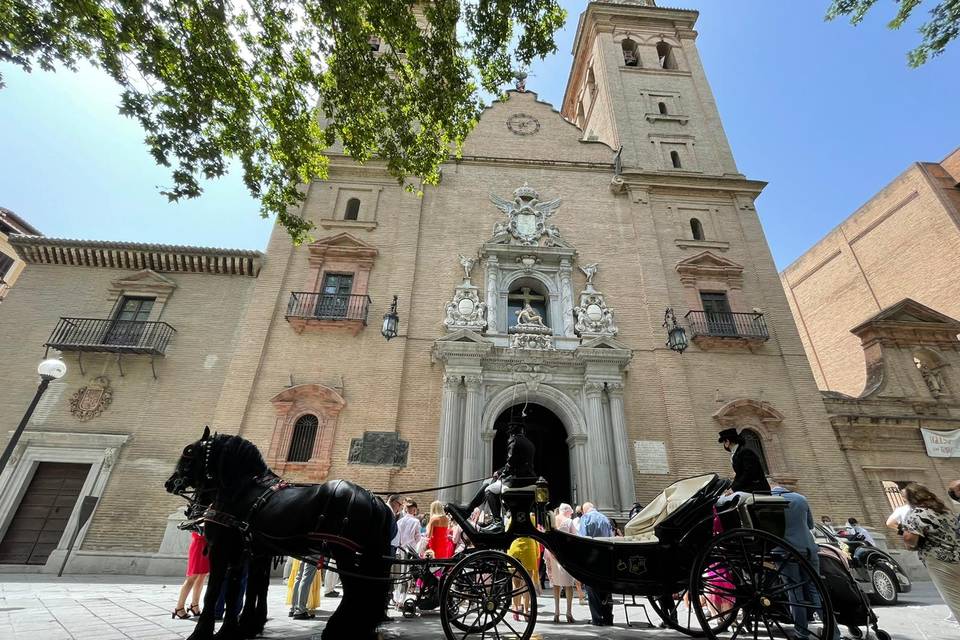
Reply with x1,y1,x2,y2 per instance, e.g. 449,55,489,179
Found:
684,310,769,341
45,317,177,356
286,292,371,324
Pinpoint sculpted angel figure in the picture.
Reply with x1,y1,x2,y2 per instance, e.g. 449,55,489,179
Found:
458,254,476,280
579,262,599,285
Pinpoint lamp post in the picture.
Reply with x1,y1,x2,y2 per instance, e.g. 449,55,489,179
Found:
0,358,67,475
381,295,400,341
663,308,689,354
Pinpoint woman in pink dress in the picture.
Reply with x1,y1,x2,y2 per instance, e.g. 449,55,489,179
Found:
544,503,577,623
426,500,454,559
173,530,209,618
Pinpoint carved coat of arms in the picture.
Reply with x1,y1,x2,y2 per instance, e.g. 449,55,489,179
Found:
69,376,113,421
489,184,565,246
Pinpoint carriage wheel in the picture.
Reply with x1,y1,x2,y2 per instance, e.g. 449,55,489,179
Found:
690,528,837,640
440,550,537,640
648,587,737,637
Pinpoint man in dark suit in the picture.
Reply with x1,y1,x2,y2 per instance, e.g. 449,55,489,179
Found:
718,428,770,493
458,421,536,531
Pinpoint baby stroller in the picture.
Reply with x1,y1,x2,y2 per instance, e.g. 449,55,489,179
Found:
401,555,444,617
818,545,891,640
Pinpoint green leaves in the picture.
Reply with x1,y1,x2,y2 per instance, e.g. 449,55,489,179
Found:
0,0,566,243
826,0,959,67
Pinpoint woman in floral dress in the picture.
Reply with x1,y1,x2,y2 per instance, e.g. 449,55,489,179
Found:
902,483,960,623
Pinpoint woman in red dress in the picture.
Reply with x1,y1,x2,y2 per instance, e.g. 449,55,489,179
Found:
173,530,210,618
425,501,454,559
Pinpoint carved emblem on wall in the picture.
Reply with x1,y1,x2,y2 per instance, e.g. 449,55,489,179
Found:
573,263,618,338
69,376,113,421
347,432,409,466
444,255,488,332
488,184,566,247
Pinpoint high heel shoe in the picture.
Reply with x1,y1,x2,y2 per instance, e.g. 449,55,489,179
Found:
188,604,201,617
566,613,576,623
553,614,560,624
172,607,189,619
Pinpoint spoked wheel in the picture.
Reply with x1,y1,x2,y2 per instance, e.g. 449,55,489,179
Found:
690,528,837,640
440,550,537,640
648,588,738,637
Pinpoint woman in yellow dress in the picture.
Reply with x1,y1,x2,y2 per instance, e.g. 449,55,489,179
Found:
285,558,323,615
507,536,539,620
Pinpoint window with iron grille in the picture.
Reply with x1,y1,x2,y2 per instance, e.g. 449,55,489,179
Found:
287,414,319,462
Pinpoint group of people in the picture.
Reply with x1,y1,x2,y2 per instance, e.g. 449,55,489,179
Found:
387,494,465,609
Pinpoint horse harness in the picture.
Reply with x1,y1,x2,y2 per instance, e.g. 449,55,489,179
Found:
203,474,289,542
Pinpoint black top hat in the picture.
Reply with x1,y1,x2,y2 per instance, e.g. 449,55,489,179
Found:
717,428,740,443
507,420,526,433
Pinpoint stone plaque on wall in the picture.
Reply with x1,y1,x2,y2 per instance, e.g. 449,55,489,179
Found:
348,431,409,466
633,440,669,475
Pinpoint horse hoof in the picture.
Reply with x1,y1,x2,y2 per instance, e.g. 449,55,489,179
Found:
213,625,243,640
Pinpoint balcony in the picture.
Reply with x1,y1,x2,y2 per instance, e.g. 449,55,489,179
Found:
684,310,769,348
45,317,177,356
285,292,371,335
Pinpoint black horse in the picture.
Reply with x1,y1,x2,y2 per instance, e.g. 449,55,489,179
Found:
165,427,395,640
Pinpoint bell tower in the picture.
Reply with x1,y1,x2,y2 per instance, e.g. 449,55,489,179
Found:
561,0,740,176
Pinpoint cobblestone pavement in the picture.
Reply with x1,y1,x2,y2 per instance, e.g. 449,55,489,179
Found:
0,575,955,640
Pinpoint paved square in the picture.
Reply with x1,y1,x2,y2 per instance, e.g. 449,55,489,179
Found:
0,575,954,640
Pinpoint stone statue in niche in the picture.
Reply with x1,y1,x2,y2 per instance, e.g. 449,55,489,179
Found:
915,357,945,397
516,302,547,328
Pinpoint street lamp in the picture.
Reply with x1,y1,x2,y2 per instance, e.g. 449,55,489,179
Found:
0,358,67,475
381,295,400,341
663,308,689,354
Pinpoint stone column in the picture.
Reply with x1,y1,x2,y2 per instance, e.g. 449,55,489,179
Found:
583,381,615,511
437,374,463,504
461,375,486,503
559,258,575,337
485,256,499,333
568,433,590,508
606,382,636,511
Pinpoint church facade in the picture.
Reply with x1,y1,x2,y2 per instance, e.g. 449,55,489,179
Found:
0,0,865,574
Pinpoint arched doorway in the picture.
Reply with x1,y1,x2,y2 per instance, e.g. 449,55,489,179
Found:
492,403,571,506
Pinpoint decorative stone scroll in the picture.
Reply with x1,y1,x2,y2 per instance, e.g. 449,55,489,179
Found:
69,376,113,421
573,263,618,338
347,431,409,466
444,254,488,332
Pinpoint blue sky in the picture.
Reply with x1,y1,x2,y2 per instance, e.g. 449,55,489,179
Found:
1,1,957,269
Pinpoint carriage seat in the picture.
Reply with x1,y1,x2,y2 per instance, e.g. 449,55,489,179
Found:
608,474,717,544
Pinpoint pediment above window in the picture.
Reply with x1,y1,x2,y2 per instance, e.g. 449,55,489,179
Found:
307,232,378,267
675,251,744,287
107,269,177,302
712,398,785,428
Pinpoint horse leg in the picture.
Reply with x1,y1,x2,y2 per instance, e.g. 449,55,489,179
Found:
323,553,357,640
238,555,270,639
188,543,226,640
213,560,246,640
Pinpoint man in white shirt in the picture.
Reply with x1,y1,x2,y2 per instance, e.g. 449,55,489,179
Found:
845,517,876,546
393,500,422,607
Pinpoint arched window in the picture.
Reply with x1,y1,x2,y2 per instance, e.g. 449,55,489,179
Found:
658,101,668,115
621,39,639,67
690,218,705,240
586,67,597,98
287,414,319,462
657,41,677,70
670,150,682,169
576,102,586,129
740,429,769,475
344,198,360,221
914,349,947,397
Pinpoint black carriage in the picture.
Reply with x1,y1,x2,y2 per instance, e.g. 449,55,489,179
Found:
440,473,838,640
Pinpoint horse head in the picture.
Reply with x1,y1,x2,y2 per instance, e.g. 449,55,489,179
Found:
165,425,216,499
